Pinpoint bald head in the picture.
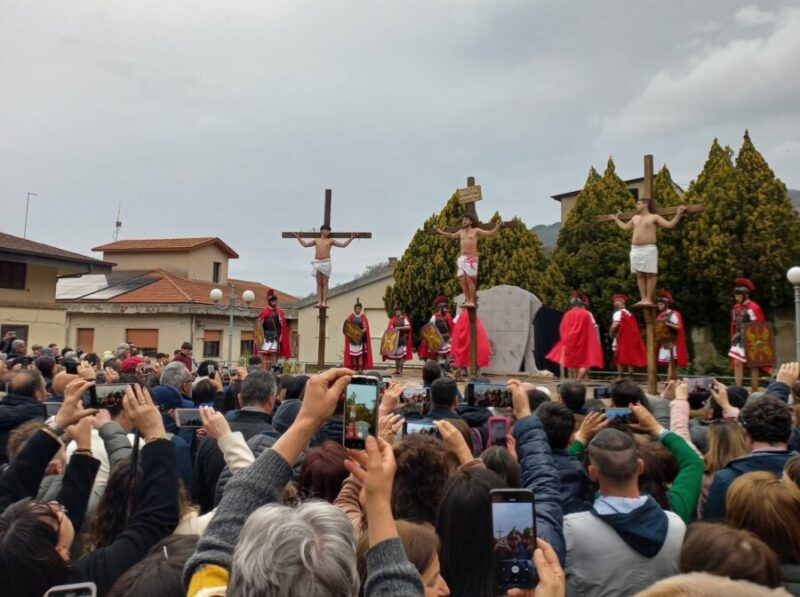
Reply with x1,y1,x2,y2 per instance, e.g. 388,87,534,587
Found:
52,372,79,398
588,428,641,488
9,369,46,401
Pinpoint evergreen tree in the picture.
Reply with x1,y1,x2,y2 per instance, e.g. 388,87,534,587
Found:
652,165,692,311
383,192,556,341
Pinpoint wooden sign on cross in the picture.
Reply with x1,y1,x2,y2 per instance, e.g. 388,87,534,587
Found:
432,177,516,233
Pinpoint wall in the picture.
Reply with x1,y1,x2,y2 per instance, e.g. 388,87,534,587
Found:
297,275,398,365
187,245,230,283
102,251,190,277
0,264,58,307
0,306,66,347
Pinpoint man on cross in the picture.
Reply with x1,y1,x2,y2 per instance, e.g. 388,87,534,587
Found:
610,199,687,306
433,213,501,307
292,226,356,308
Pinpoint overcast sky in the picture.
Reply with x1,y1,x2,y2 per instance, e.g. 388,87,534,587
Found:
3,1,799,298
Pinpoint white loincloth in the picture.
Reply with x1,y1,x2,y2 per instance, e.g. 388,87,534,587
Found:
457,255,479,278
658,345,677,364
437,342,452,355
311,259,332,278
630,244,658,274
260,340,279,354
728,344,747,363
348,342,364,356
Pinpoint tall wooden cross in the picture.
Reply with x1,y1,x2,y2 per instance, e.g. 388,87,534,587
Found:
433,177,516,377
597,155,703,394
282,189,372,370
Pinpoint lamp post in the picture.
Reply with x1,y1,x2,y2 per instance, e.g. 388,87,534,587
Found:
24,192,38,239
788,267,800,362
210,285,256,366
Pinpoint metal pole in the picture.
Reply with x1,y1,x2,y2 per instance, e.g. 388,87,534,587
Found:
24,192,37,239
795,285,800,362
228,285,234,367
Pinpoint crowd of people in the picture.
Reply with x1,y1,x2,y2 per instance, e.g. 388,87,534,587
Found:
0,335,799,596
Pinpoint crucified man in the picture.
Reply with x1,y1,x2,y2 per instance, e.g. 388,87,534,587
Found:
610,199,687,306
433,213,501,307
292,226,355,307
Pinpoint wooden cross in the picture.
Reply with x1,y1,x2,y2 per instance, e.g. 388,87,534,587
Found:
431,177,516,233
282,189,373,369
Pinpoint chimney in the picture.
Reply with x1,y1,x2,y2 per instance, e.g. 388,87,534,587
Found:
387,257,398,267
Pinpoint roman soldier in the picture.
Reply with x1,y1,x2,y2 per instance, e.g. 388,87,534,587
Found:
729,278,767,389
451,304,490,378
545,292,603,382
656,290,688,380
383,303,413,374
343,297,373,373
609,294,646,378
258,289,291,371
418,296,455,366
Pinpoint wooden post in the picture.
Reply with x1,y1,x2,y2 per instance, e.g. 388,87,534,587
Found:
317,306,328,370
643,155,658,395
467,306,478,377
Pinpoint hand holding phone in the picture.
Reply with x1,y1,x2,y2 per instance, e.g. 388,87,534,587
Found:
343,376,379,449
174,408,203,428
492,489,537,592
488,416,510,447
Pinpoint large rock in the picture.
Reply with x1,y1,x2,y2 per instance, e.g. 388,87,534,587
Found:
456,285,544,374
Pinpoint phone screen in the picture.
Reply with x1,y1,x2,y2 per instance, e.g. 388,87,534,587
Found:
593,386,611,399
45,582,97,597
402,421,439,437
44,402,62,417
343,376,379,449
605,407,634,422
207,364,215,378
174,408,202,428
469,383,512,408
87,384,130,409
687,377,713,393
489,418,509,447
492,489,537,591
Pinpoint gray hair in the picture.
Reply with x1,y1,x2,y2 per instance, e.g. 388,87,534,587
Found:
11,339,25,351
116,342,130,351
240,370,277,407
228,501,359,597
160,361,192,389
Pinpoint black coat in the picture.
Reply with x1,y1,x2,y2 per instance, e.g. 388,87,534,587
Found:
0,393,44,464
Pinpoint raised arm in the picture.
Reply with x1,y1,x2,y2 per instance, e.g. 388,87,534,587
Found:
432,226,460,239
332,233,356,248
655,205,687,229
611,212,634,231
292,232,315,248
476,221,502,237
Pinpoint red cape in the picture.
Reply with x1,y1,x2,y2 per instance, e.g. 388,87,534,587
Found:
612,309,647,367
343,313,373,369
258,306,292,358
730,299,767,370
657,309,688,368
451,310,490,368
418,313,455,359
382,316,413,362
546,307,604,369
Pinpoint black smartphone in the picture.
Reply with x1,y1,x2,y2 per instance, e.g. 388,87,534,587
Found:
174,408,202,428
86,383,130,409
491,489,537,592
343,375,379,449
594,386,611,400
687,377,713,393
402,421,440,437
380,375,392,390
45,581,97,597
207,364,216,379
44,402,62,417
605,407,637,423
488,416,510,447
466,382,512,408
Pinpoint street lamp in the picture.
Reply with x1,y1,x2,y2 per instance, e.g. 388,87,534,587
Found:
788,267,800,361
24,192,38,239
210,284,255,366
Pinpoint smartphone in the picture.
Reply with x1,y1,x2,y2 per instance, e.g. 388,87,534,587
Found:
86,383,130,409
594,386,611,400
174,408,203,428
44,402,62,417
466,382,512,408
491,489,537,592
687,377,713,393
605,407,635,423
402,421,440,437
402,387,429,404
45,582,97,597
343,375,379,449
380,375,392,390
207,364,216,378
488,416,510,447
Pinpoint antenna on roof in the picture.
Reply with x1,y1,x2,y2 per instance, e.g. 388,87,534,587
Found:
114,202,122,241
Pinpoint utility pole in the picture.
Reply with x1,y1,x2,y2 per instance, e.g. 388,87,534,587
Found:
24,192,38,239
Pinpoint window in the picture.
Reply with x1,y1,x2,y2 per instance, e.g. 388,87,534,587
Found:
240,330,254,358
77,328,95,353
203,330,221,358
0,261,26,290
126,329,159,357
212,262,221,284
1,324,29,343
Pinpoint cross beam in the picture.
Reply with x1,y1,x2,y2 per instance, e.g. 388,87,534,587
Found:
281,189,373,239
430,177,516,234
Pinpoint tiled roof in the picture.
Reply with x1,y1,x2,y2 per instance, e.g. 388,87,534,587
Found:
92,237,239,258
59,269,295,308
0,232,112,268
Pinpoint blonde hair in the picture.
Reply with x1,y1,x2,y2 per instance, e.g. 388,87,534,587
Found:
726,471,800,564
703,421,748,475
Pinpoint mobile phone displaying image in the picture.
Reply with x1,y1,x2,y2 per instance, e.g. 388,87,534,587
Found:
174,408,203,428
466,382,512,408
402,387,429,404
491,489,537,592
687,377,713,393
44,402,62,417
488,416,510,447
343,375,379,449
594,386,611,400
45,581,97,597
381,375,392,390
402,421,440,437
605,407,635,423
86,383,131,409
207,364,215,378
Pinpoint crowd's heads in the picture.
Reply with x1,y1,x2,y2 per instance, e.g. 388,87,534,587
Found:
284,375,309,401
392,433,458,525
610,378,649,410
34,355,56,379
422,360,442,387
298,441,349,503
678,522,781,588
192,379,217,406
51,372,79,398
9,369,46,401
247,355,263,369
180,341,192,353
536,402,575,450
273,399,302,434
587,428,642,489
637,442,678,510
240,370,277,410
160,361,193,395
726,471,800,564
480,446,521,488
739,396,792,446
525,384,550,413
784,455,800,491
430,377,458,410
558,381,586,414
10,338,26,353
703,420,749,475
228,501,358,597
107,535,199,597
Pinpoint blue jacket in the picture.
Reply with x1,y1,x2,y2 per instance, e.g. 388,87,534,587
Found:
551,449,593,515
705,449,795,519
513,415,566,564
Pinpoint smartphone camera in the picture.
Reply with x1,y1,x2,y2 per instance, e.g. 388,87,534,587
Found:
491,489,537,592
